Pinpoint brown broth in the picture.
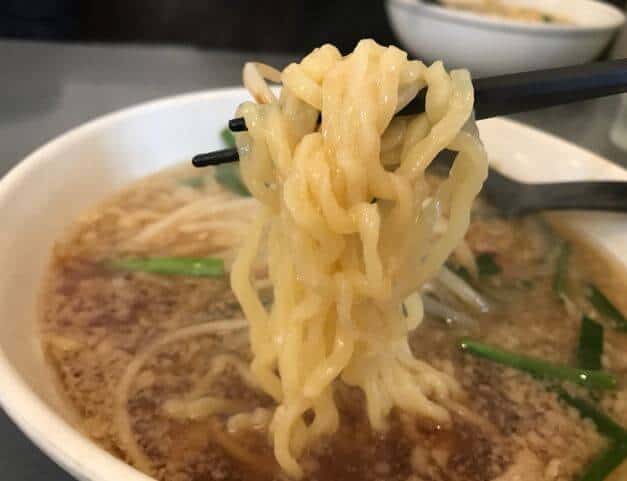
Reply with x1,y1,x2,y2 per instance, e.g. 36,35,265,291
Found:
39,168,627,481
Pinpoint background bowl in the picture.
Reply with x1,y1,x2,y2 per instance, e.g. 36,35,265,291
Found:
386,0,625,76
0,89,626,481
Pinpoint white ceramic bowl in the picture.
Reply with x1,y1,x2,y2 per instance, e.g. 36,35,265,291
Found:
1,88,627,481
386,0,625,76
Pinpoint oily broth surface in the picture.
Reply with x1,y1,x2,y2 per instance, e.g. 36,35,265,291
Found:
39,166,626,481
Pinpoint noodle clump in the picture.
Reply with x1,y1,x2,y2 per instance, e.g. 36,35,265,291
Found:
230,39,488,477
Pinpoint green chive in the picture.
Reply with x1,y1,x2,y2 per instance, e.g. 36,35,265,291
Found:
556,384,627,481
577,316,604,371
215,127,250,196
179,176,205,189
587,284,627,331
517,279,534,289
221,127,236,148
554,242,571,299
106,257,224,277
214,163,250,197
555,388,626,441
477,253,501,277
578,442,627,481
459,338,617,391
448,263,473,284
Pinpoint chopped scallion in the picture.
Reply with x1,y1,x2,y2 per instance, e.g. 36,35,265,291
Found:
179,176,205,189
554,242,571,299
477,253,501,277
555,385,627,481
587,284,627,331
221,127,236,148
555,388,626,441
578,442,627,481
517,279,534,289
459,338,616,391
215,164,250,196
106,257,225,277
577,316,604,371
448,263,473,284
215,127,250,196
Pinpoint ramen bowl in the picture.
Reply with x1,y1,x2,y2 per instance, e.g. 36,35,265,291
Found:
0,88,626,481
386,0,625,76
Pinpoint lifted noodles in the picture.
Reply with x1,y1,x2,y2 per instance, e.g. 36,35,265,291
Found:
230,39,488,477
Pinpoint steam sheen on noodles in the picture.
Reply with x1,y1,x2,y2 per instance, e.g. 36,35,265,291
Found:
230,40,488,477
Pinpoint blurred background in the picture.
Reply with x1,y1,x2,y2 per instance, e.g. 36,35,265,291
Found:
11,1,392,53
1,2,627,176
1,0,626,176
1,0,623,54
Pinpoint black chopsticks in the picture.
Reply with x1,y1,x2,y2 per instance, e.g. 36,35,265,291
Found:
192,59,627,167
473,58,627,119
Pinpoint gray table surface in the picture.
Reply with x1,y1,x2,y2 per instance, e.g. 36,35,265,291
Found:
0,39,626,481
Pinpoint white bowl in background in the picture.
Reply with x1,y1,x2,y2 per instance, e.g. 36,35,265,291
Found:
386,0,625,76
0,88,627,481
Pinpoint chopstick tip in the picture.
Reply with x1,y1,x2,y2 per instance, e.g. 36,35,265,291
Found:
192,148,239,167
229,118,247,132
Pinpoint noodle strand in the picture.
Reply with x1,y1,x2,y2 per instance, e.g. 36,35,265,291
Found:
231,40,488,478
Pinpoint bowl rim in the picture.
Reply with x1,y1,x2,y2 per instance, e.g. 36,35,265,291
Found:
0,87,247,481
387,0,626,34
0,87,626,481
